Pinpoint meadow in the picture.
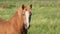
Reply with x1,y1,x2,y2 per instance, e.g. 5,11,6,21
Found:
0,0,60,34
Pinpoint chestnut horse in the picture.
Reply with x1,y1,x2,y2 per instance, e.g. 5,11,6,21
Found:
0,4,32,34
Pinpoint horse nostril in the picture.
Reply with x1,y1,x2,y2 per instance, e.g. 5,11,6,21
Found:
24,23,30,29
24,24,27,27
24,24,27,29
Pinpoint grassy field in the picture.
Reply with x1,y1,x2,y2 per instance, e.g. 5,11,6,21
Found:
0,0,60,34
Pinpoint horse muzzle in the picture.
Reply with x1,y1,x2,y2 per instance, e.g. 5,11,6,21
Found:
24,23,30,29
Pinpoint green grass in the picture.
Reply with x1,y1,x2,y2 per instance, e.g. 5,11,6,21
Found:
0,1,60,34
28,7,60,34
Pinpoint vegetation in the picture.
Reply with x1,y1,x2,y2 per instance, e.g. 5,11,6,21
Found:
0,0,60,34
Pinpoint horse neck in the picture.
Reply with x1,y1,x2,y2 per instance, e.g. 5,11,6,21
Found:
9,8,24,30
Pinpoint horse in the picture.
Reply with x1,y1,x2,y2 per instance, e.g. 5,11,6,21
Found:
0,18,6,23
0,4,32,34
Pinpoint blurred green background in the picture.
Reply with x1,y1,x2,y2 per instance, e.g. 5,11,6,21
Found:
0,0,60,34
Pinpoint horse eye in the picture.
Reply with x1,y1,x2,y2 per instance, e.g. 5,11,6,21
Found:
22,12,25,15
30,12,32,16
22,13,25,15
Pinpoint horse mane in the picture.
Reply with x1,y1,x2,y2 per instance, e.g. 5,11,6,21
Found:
0,18,6,23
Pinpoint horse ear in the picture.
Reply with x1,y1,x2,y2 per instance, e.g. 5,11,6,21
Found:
30,4,32,9
22,4,25,10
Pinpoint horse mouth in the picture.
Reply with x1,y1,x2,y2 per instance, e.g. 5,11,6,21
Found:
24,24,30,29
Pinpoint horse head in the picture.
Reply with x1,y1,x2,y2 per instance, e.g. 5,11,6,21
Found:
22,4,32,29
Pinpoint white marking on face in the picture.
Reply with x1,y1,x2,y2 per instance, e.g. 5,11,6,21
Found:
25,11,30,29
